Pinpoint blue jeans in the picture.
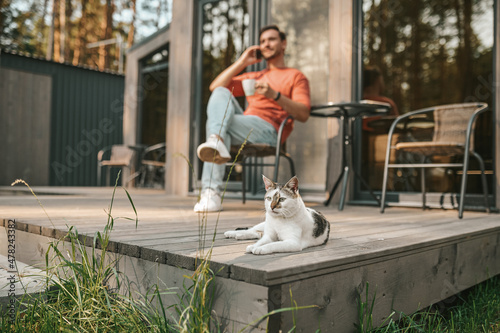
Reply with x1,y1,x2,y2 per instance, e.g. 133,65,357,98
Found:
202,87,278,192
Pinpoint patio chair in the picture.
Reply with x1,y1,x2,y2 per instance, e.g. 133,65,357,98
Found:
97,145,135,186
137,142,166,188
230,115,295,203
380,102,491,219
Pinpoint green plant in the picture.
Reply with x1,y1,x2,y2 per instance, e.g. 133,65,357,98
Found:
4,174,174,332
357,282,377,333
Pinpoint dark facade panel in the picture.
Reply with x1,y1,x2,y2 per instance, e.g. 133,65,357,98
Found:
0,50,125,186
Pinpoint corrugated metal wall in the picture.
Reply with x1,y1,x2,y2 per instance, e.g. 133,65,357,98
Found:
0,50,125,186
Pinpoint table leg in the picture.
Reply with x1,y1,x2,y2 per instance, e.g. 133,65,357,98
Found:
324,167,345,206
339,166,350,210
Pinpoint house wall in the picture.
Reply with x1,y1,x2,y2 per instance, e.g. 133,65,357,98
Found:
0,51,124,187
164,1,195,196
325,0,354,204
0,68,52,186
123,27,171,147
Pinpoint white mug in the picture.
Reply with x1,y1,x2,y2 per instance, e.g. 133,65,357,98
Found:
242,79,256,96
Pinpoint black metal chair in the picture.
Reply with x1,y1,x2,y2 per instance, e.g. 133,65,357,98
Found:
137,142,166,188
230,115,296,203
380,103,491,219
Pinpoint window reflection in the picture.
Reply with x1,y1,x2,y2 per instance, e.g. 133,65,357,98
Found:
271,0,329,187
196,0,249,183
361,0,494,195
139,45,169,146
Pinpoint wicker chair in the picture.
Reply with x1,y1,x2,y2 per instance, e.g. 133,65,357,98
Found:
230,115,295,203
380,103,490,218
97,145,135,186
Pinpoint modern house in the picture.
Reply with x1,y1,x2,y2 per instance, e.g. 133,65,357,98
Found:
123,0,499,211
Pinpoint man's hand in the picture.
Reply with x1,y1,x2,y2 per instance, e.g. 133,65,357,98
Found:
255,81,310,122
255,81,278,100
209,46,262,91
239,46,263,67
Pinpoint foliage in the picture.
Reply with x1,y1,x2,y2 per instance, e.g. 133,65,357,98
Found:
0,0,172,72
363,0,494,113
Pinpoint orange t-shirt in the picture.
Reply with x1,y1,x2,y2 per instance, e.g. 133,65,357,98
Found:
227,67,311,143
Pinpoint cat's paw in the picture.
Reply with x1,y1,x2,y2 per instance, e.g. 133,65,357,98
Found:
225,230,259,240
224,230,238,238
251,246,272,255
246,244,256,253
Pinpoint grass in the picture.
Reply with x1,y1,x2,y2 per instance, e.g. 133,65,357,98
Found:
2,180,500,333
1,124,313,332
358,276,500,333
2,176,176,332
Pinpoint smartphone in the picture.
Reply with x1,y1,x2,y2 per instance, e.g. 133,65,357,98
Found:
255,49,262,59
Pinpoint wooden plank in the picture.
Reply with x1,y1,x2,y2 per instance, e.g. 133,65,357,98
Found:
276,231,500,332
224,217,500,285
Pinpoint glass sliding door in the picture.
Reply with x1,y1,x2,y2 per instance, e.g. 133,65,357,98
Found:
192,0,250,191
270,0,330,192
138,45,169,146
357,0,495,206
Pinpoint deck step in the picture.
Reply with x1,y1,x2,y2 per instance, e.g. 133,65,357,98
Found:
0,255,47,310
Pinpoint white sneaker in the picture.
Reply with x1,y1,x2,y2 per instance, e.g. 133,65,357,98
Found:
197,135,231,165
194,188,222,213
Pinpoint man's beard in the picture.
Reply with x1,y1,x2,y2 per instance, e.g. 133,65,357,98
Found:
263,49,282,61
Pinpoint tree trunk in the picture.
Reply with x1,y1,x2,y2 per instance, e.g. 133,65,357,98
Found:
410,0,422,109
453,0,465,101
126,0,136,48
461,0,473,101
52,0,61,62
64,0,73,61
35,0,49,54
98,0,113,70
72,0,88,66
59,0,65,62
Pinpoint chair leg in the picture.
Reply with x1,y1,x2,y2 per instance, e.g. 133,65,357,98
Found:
458,151,471,219
420,155,427,210
106,167,111,187
421,167,426,210
273,155,280,182
380,163,390,214
241,158,246,204
472,152,490,214
282,154,296,177
97,164,101,186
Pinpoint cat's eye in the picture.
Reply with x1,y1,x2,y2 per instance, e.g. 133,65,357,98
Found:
279,197,286,202
265,197,272,201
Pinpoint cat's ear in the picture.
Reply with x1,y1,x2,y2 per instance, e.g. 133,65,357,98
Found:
284,176,299,194
262,175,276,191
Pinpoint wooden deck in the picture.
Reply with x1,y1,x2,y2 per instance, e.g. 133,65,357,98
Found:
1,186,499,332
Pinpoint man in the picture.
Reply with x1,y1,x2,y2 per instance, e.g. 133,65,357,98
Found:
194,25,311,212
363,66,399,116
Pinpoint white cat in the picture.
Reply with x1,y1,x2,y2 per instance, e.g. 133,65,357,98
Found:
224,175,330,255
